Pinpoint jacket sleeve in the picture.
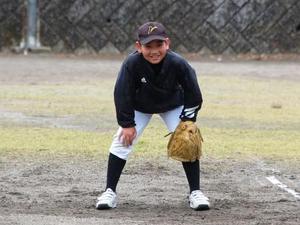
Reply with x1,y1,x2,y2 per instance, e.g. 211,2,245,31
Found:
177,60,203,122
114,62,136,128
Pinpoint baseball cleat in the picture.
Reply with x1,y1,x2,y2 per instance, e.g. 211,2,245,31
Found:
96,188,117,210
189,190,210,211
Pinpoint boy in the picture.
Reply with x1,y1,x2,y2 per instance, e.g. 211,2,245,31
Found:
96,22,210,211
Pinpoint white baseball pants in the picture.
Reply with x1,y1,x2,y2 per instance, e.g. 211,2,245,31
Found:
109,106,183,160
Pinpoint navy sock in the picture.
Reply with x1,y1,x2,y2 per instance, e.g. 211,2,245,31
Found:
105,153,126,192
182,160,200,193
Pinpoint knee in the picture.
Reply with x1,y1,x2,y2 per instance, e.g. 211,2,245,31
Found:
109,147,132,160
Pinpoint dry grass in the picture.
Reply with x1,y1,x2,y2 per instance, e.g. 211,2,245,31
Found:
0,72,299,161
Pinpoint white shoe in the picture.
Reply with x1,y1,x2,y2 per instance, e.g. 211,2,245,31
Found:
96,188,117,209
189,190,210,210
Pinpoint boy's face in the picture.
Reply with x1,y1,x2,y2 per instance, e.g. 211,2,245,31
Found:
135,39,170,64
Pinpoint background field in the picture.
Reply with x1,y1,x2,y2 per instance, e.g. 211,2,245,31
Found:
0,54,299,225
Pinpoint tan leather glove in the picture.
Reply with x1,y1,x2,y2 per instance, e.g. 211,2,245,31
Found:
167,121,203,162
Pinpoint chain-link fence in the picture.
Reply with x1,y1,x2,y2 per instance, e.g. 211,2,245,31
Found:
1,0,300,54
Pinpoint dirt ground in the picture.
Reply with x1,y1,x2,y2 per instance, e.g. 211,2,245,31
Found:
0,53,300,225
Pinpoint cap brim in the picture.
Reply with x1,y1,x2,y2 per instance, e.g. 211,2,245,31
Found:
139,35,166,45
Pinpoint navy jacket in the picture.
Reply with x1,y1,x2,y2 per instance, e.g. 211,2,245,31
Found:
114,50,203,128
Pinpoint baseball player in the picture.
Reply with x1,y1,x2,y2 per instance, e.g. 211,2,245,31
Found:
96,21,210,211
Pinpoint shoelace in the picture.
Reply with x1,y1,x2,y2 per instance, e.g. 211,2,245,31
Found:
191,191,208,201
98,190,115,201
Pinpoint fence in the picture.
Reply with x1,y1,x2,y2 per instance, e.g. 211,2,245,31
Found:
0,0,300,54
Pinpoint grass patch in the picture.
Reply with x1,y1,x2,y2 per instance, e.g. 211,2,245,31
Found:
200,76,300,124
201,127,300,160
0,82,115,116
0,126,113,157
0,73,299,161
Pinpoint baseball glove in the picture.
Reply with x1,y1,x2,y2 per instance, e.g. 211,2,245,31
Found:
167,121,203,162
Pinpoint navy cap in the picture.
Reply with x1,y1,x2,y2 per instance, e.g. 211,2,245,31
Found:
137,22,167,45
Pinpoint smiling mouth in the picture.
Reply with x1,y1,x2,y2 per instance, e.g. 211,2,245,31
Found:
151,55,160,60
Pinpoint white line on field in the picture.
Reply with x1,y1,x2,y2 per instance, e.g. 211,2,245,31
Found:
266,176,300,200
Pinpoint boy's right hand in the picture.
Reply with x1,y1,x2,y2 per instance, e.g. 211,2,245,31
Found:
119,127,137,147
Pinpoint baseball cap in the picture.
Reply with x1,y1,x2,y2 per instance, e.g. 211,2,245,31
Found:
137,22,167,45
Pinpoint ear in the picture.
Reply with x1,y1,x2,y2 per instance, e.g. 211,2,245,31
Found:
135,41,142,53
165,38,170,50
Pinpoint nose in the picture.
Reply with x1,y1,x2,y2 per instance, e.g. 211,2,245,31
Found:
149,47,159,55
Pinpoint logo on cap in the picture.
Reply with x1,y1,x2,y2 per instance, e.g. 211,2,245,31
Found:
147,25,158,35
141,77,147,83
